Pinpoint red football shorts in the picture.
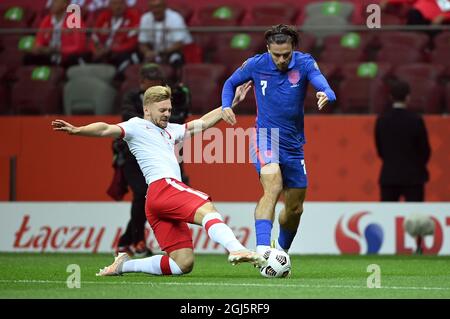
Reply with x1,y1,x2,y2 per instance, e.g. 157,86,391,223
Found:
145,178,211,253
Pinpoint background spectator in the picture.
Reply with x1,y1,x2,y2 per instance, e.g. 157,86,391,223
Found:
138,0,193,76
375,80,431,202
91,0,140,72
25,0,88,68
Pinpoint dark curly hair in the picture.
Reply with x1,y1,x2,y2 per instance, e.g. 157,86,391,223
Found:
264,24,299,48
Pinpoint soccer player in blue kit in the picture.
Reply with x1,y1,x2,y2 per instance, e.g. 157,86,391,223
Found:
221,24,336,255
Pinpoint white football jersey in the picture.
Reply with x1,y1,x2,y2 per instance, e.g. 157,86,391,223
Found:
118,117,186,185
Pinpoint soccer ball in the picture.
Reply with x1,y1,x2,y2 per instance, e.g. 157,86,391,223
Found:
260,248,291,278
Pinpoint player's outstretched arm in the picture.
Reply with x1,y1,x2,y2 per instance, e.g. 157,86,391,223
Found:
186,82,252,136
52,119,122,138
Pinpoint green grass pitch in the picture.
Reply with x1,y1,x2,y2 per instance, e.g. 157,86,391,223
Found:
1,253,449,299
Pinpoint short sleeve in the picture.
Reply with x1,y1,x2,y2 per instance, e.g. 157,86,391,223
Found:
138,14,151,44
169,12,192,44
168,123,187,143
117,119,136,141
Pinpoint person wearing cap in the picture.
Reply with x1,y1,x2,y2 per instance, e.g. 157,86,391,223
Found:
112,63,190,256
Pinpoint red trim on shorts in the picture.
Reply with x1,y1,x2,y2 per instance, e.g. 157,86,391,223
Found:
160,255,172,275
204,219,223,233
116,124,125,138
164,240,193,254
186,198,210,223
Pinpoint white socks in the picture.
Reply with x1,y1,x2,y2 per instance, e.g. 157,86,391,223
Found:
256,245,270,255
122,255,183,275
202,212,246,252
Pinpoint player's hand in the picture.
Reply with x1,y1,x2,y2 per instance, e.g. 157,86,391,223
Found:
316,92,329,111
222,107,236,126
51,119,79,135
232,81,252,107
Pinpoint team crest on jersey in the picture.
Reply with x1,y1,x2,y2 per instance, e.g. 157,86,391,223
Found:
288,70,300,87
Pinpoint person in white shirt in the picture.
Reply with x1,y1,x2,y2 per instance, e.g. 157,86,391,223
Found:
138,0,192,66
52,82,266,276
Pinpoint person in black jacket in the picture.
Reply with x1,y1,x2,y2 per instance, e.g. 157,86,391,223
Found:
375,80,431,202
113,63,190,256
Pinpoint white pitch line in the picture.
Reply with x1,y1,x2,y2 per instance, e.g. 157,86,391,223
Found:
1,279,450,291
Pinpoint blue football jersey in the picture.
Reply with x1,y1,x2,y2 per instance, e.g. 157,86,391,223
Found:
222,51,336,150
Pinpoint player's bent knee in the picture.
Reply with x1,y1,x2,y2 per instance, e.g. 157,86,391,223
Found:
287,206,304,218
176,256,194,274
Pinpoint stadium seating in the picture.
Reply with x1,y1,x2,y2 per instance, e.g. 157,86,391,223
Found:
246,3,298,26
319,32,374,65
0,65,8,114
340,62,393,80
433,31,450,50
446,83,450,114
210,32,265,72
376,45,426,65
181,63,227,114
338,62,393,114
298,32,316,53
195,3,245,26
119,63,174,99
67,64,116,84
0,3,36,28
376,31,429,50
304,1,354,21
395,63,446,82
402,78,444,114
64,77,117,115
10,65,64,114
302,14,350,41
430,46,450,77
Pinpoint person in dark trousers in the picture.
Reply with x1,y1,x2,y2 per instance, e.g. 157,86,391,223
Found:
375,80,431,202
112,63,190,256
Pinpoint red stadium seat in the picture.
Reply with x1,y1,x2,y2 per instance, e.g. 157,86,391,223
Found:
340,62,393,80
395,63,446,82
322,32,374,51
299,32,316,52
403,78,444,114
209,32,265,72
246,3,298,26
0,65,9,114
319,46,366,64
338,62,393,114
212,48,256,74
195,3,245,26
376,32,429,50
376,45,425,65
433,31,450,50
0,4,35,28
430,48,450,77
339,77,389,114
10,65,64,114
446,83,450,114
181,63,227,114
319,32,374,64
120,63,174,97
0,48,26,75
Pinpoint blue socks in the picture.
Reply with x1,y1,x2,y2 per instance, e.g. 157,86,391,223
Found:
278,227,297,250
255,219,273,246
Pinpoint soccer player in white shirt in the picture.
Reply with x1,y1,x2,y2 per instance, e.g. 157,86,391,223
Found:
52,82,266,276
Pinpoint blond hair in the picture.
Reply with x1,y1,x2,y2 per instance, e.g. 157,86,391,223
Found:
143,85,171,107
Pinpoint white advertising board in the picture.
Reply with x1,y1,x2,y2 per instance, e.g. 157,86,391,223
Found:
1,202,449,255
